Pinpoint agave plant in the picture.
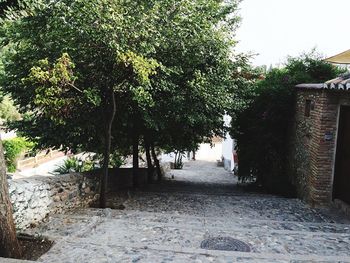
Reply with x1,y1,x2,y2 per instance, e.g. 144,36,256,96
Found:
53,157,82,174
173,151,184,169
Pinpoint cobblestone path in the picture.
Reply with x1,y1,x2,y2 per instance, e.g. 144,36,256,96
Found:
22,161,350,262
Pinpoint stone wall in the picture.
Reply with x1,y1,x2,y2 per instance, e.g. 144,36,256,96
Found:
8,162,170,230
289,88,350,206
8,174,99,230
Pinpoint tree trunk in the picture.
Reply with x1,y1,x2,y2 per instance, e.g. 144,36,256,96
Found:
100,90,116,208
144,139,153,183
0,140,22,258
151,143,162,181
132,132,139,187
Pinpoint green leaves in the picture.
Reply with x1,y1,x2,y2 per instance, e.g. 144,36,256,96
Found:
0,0,243,156
83,88,101,106
23,53,79,124
231,51,344,192
119,51,159,85
2,137,34,172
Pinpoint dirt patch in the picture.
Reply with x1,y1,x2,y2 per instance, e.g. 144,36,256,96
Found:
90,191,130,210
18,234,53,261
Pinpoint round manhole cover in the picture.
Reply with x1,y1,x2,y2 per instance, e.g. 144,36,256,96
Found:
200,237,251,252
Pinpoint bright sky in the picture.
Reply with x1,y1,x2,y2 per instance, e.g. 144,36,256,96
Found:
235,0,350,67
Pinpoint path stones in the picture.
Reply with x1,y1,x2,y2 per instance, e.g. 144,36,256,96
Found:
14,160,350,262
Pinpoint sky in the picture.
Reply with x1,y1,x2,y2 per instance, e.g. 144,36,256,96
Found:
235,0,350,67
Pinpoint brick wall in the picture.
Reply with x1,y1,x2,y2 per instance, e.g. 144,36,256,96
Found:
290,88,350,206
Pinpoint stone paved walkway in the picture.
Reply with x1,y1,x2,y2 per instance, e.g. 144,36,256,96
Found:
17,161,350,262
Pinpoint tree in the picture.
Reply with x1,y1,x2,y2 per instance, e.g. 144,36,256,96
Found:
137,0,241,160
0,0,19,16
0,139,22,258
0,0,163,207
0,2,23,257
0,0,243,205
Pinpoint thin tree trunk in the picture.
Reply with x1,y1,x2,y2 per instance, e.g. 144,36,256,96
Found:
100,90,116,208
132,132,139,187
144,139,153,183
0,140,22,258
151,143,162,181
174,151,178,168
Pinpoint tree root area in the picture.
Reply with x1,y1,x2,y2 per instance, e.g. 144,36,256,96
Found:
15,235,53,261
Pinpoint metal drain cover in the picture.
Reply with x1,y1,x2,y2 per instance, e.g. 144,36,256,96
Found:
200,237,251,252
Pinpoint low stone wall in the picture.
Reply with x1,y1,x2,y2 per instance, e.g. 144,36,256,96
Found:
160,162,171,175
8,162,170,230
8,174,99,230
107,168,150,191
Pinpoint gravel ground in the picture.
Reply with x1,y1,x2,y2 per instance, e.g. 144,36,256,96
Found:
14,160,350,262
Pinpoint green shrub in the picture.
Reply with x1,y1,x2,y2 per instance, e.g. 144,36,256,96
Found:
230,51,344,195
3,137,34,172
108,152,125,168
53,157,81,174
53,152,126,175
53,156,97,174
88,152,125,169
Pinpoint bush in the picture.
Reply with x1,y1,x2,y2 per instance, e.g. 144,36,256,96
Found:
53,156,96,174
90,152,125,169
108,152,125,168
53,152,125,175
53,157,82,174
230,51,344,195
3,137,34,172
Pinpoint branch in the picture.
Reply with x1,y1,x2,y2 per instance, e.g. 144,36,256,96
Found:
68,83,83,93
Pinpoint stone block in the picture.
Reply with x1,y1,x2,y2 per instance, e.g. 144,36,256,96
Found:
9,173,99,230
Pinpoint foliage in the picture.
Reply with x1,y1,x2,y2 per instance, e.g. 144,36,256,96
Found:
53,151,126,175
230,51,344,195
53,155,97,174
143,1,241,154
0,0,160,154
0,0,244,207
0,95,20,122
0,0,243,157
0,0,19,16
2,137,34,172
53,156,82,174
108,152,125,168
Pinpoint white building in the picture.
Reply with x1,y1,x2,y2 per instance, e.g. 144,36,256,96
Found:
0,126,16,140
222,115,236,172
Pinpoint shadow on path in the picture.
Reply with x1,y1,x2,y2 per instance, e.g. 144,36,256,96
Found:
140,160,242,195
22,159,350,263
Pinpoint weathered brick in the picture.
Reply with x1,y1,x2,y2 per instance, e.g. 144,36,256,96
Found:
288,89,350,206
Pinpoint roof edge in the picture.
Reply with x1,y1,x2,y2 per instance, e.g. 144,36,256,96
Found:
295,83,325,89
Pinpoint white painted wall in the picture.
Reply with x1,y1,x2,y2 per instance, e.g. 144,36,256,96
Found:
222,115,235,171
0,130,16,140
196,142,222,161
160,142,222,163
222,133,233,161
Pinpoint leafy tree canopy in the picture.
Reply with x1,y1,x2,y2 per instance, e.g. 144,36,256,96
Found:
0,0,242,155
